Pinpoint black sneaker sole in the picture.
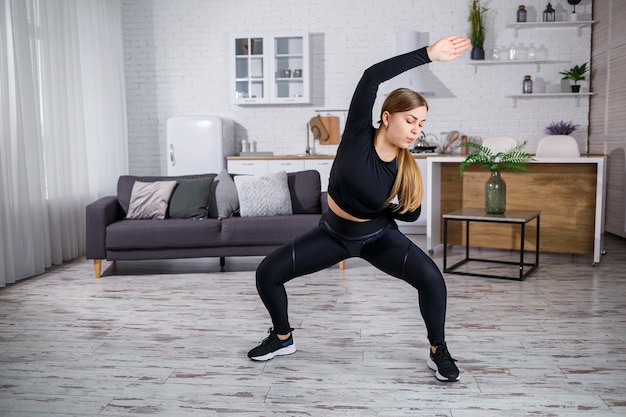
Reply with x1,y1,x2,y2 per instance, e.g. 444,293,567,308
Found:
427,357,460,382
249,344,296,361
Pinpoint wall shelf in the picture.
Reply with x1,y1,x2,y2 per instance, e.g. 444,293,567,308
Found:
506,21,594,37
467,59,565,73
507,92,595,107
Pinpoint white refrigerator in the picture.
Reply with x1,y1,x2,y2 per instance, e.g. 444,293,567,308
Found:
166,115,235,175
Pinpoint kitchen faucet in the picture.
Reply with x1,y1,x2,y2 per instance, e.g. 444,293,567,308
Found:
305,122,311,155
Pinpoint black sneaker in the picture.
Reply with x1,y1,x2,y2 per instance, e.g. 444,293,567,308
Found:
427,341,460,382
248,328,296,361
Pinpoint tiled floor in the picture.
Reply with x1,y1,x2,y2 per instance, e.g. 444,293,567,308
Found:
1,233,625,416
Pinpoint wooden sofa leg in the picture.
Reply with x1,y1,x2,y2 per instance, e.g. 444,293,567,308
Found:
219,256,226,271
339,260,345,270
94,259,102,278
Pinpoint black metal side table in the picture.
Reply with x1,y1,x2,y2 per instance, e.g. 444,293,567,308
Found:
443,208,540,281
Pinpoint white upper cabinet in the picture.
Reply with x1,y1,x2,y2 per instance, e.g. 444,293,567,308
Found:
231,32,310,105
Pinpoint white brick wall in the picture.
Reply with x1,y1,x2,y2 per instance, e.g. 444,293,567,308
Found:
122,0,593,175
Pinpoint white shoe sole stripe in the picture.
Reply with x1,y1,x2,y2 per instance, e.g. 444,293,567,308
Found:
427,356,460,381
250,344,296,361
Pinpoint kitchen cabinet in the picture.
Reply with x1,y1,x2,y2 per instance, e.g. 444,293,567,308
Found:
228,157,332,190
227,160,268,175
231,32,310,105
268,160,306,173
227,155,430,233
304,159,332,192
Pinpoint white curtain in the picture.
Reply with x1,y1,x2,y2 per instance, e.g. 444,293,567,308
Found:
0,0,128,287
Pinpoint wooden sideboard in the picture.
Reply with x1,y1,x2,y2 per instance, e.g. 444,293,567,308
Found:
426,156,607,265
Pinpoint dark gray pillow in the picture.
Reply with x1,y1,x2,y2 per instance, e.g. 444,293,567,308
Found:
167,177,214,219
126,181,177,220
288,170,321,214
208,169,239,219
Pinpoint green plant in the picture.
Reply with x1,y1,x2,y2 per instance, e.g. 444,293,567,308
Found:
567,0,582,13
459,141,534,176
559,62,589,85
468,0,489,49
545,120,579,135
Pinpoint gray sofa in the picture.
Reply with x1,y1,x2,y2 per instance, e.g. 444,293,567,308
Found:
86,170,327,278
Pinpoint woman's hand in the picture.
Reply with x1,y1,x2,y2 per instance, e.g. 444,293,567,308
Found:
426,36,471,62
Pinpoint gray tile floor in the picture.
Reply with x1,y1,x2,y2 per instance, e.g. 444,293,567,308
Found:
1,233,625,416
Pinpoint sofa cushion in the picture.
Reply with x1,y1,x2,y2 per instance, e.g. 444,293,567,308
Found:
208,169,239,219
126,181,177,220
288,170,321,214
234,170,293,217
106,218,222,250
221,214,320,246
118,174,216,217
167,177,214,219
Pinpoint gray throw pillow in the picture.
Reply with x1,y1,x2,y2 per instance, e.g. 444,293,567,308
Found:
126,181,177,220
234,170,293,217
208,169,239,219
167,177,214,219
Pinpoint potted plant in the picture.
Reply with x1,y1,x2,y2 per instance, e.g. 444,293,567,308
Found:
459,141,534,214
468,0,489,60
567,0,582,21
559,62,589,93
545,120,579,135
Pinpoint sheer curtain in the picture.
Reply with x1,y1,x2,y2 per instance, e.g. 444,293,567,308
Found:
0,0,128,287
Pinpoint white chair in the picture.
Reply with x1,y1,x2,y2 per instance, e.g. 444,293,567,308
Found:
481,136,518,154
535,135,581,157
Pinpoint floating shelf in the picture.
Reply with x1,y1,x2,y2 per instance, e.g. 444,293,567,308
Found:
506,21,594,37
467,59,565,73
506,92,595,107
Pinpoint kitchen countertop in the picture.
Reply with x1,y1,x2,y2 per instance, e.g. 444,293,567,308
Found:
228,153,606,161
227,153,439,160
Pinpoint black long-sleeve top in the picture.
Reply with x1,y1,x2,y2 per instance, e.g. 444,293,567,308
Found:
327,47,431,222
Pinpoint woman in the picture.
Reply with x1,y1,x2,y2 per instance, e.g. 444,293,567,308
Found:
248,35,471,382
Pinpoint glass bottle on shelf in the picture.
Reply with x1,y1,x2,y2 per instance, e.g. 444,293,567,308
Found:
490,46,500,61
527,43,537,60
536,45,549,60
517,5,527,22
523,75,533,94
517,43,528,60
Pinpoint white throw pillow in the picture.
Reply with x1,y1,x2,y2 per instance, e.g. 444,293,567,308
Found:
234,171,293,217
126,181,177,220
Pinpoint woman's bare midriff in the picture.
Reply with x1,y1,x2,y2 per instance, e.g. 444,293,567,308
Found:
327,195,370,222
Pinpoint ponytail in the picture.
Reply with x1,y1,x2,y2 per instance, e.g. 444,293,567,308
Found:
385,148,423,213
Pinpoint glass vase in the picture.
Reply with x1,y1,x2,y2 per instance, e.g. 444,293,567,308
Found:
485,171,506,214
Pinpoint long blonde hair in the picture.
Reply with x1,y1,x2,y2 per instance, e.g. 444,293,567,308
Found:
379,88,427,214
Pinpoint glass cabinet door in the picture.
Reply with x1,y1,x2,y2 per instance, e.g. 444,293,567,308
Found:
234,37,267,103
273,36,305,102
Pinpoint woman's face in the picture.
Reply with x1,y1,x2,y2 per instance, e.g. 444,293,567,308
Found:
383,106,428,149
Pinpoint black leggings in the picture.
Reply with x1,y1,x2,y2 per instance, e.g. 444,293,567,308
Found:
256,210,447,345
